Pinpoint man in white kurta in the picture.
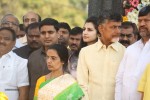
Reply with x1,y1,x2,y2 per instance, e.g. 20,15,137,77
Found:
115,5,150,100
115,39,150,100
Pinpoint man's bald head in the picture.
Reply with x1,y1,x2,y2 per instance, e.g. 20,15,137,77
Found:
23,11,41,29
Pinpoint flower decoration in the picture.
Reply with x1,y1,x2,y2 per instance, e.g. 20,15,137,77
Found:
125,7,135,15
137,3,145,10
129,0,140,7
123,16,128,22
141,0,150,5
123,0,150,24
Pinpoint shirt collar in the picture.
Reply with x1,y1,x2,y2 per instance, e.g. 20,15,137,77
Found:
110,42,119,52
2,51,14,58
96,39,119,52
40,47,46,55
147,38,150,44
139,38,150,45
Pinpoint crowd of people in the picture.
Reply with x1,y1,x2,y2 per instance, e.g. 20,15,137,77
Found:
0,4,150,100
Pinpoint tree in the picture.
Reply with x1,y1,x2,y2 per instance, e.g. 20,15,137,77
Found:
0,0,88,27
88,0,123,17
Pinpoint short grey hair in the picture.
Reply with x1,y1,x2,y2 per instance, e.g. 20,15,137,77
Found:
1,14,19,25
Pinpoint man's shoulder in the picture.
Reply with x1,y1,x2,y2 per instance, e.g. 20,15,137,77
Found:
126,40,141,51
28,47,43,61
30,47,42,56
82,42,125,51
11,52,27,62
13,45,30,56
115,42,126,53
82,43,97,51
116,42,126,48
13,45,31,59
13,45,29,52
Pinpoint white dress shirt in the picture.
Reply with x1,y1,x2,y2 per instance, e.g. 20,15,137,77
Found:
115,39,150,100
17,35,27,45
0,51,29,100
13,39,25,50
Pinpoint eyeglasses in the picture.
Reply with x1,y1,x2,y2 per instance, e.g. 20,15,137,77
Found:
0,36,12,42
1,21,19,27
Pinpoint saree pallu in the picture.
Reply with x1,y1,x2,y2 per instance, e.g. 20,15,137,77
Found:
34,74,84,100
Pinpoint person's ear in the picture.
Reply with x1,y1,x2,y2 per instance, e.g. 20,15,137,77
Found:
61,61,64,65
134,34,138,41
98,24,104,33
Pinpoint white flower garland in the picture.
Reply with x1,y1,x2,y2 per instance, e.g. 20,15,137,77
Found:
127,0,150,25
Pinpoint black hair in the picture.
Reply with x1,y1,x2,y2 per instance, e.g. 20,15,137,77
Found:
121,21,141,40
121,21,139,35
39,18,59,31
98,10,122,25
25,22,40,34
0,27,16,41
138,5,150,17
19,24,24,31
69,27,83,57
85,16,99,34
58,22,71,33
48,44,69,72
82,16,100,47
70,26,83,35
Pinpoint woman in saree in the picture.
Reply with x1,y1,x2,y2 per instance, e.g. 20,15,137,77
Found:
34,44,84,100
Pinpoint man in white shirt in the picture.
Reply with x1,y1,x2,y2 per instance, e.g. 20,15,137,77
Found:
115,5,150,100
0,27,29,100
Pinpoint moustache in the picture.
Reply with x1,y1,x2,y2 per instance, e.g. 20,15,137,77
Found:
58,37,65,40
139,26,148,30
30,41,39,45
0,43,6,46
119,40,130,45
71,44,77,47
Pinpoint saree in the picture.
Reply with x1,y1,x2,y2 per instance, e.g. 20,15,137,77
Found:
34,74,84,100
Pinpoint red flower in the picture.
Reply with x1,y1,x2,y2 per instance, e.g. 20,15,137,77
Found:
125,7,134,15
129,0,139,7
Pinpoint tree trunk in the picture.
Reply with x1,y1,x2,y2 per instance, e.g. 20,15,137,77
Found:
88,0,123,17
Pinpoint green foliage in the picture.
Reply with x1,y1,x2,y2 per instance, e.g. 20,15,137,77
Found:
0,0,88,28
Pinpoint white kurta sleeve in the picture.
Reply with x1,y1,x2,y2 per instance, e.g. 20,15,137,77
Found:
115,51,127,100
